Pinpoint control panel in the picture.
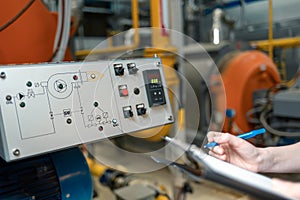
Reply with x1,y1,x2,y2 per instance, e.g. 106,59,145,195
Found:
0,58,173,161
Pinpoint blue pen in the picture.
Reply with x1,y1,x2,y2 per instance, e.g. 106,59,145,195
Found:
204,128,266,149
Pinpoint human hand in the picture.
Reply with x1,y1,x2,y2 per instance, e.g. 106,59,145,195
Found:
272,178,300,199
206,131,262,172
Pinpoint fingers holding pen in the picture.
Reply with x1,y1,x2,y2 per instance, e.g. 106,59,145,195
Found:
206,132,235,161
207,131,244,147
210,145,225,155
208,149,227,161
206,131,226,156
207,131,223,142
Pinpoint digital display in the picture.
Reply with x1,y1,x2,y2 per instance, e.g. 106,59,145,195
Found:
143,69,166,107
145,70,161,84
151,78,159,84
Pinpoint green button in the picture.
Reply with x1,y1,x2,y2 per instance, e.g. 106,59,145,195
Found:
58,84,64,89
20,102,25,108
26,81,32,87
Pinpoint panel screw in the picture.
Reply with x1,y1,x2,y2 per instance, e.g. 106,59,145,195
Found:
13,149,20,156
156,62,161,67
0,72,6,79
168,116,173,121
90,74,96,79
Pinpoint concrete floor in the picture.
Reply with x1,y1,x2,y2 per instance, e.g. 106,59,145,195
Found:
92,167,250,200
92,167,300,200
89,139,251,200
89,138,300,200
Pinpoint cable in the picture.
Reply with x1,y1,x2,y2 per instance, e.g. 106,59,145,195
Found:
53,0,71,61
53,0,63,54
260,108,300,137
246,106,264,124
0,0,35,32
60,0,71,60
285,69,300,88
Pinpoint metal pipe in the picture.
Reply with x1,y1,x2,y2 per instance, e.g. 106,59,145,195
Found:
211,8,223,45
251,37,300,50
149,0,170,47
240,0,246,27
131,0,140,48
132,0,138,29
268,0,273,60
150,0,160,28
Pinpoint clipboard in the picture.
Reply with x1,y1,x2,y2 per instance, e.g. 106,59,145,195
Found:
154,138,294,200
197,150,292,200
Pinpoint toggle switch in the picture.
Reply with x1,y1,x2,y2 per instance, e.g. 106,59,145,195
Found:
136,103,147,116
114,63,124,76
123,106,133,118
127,63,138,74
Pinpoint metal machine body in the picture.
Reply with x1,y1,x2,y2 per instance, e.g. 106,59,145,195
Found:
0,147,92,200
262,77,300,140
273,79,300,119
219,50,281,133
0,58,173,199
215,50,300,143
0,58,173,162
0,1,177,199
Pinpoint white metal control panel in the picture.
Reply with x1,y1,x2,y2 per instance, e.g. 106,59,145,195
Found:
0,58,173,161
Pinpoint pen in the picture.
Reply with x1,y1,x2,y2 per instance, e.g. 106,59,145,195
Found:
204,128,266,149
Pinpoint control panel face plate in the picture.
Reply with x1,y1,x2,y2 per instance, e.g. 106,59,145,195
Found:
0,58,173,161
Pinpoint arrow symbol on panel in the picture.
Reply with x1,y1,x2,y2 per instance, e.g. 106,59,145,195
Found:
17,93,25,100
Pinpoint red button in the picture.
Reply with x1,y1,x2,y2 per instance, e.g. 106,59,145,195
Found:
121,89,128,96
